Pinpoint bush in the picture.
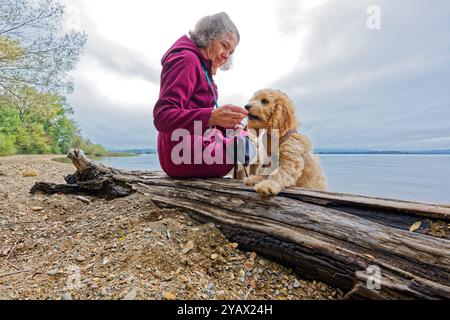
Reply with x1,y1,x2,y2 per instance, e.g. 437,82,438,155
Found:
0,133,17,156
82,142,109,157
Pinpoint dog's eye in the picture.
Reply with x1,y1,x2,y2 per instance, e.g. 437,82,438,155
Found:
261,99,269,105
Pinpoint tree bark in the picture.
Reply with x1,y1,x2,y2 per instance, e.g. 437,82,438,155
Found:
31,149,450,299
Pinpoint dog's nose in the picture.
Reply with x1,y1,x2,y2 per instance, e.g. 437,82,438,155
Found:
245,104,252,111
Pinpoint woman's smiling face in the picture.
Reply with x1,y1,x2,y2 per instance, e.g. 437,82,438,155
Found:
202,32,238,70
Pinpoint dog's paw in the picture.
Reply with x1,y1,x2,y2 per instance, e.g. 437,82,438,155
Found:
243,175,264,187
255,180,282,196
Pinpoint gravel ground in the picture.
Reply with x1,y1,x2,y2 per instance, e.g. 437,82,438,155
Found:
0,155,343,300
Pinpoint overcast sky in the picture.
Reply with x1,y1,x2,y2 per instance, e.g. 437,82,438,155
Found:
62,0,450,150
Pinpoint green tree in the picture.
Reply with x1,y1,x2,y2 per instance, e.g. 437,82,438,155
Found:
15,121,51,154
0,35,24,62
71,136,109,157
0,0,112,157
0,105,20,135
0,134,16,155
48,109,78,154
0,0,87,102
1,87,80,154
0,105,20,155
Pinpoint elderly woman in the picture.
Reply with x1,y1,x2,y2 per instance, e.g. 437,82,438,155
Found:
153,12,248,178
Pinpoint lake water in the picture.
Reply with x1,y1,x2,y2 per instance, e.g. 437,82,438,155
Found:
96,154,450,204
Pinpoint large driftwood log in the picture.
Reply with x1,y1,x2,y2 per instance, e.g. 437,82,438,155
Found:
31,149,450,299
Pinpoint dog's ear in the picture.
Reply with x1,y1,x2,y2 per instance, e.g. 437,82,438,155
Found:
267,91,297,136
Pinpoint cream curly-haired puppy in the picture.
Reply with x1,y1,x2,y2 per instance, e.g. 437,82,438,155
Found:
243,89,326,196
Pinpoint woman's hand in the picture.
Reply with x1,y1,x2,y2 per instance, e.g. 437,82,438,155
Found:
208,104,248,128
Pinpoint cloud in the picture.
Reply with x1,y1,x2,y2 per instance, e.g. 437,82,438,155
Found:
67,32,160,149
63,0,450,150
86,34,160,85
68,81,157,149
271,0,450,150
62,0,161,149
67,0,160,84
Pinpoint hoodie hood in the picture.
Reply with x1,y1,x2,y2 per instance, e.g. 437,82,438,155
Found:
161,35,212,73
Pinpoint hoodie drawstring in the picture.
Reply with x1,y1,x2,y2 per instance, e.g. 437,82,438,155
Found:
201,65,219,110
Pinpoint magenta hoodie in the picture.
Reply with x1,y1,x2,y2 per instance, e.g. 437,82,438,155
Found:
153,35,236,178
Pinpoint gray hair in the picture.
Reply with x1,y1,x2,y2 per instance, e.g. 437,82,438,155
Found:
189,12,240,49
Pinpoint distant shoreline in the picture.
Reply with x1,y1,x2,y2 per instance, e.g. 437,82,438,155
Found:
109,149,158,155
109,149,450,156
316,151,450,155
4,150,450,159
